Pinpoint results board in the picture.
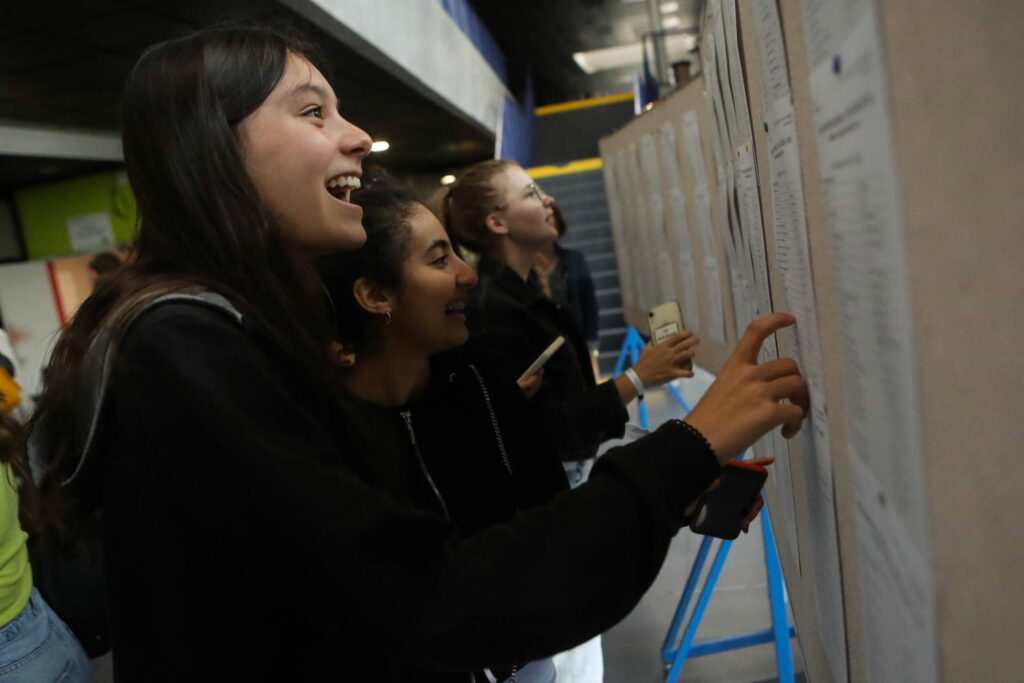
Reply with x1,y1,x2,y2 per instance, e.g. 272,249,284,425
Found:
599,1,1024,680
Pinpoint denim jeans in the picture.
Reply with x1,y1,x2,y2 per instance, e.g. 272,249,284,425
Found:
0,588,91,682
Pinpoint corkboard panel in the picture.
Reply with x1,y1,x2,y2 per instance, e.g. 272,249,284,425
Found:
735,2,857,681
599,78,738,374
601,3,1024,679
877,2,1024,680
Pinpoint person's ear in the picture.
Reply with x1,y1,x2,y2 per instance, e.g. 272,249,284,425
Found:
485,211,508,236
351,277,395,317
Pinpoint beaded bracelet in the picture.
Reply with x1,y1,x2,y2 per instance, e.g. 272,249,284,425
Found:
674,419,715,458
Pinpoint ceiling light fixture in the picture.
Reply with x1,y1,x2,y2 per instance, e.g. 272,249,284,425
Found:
660,1,680,12
662,16,683,29
572,33,697,74
370,140,390,152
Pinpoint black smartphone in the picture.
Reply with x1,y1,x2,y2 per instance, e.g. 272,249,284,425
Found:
690,461,768,540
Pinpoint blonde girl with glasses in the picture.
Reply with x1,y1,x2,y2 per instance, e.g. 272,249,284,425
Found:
444,160,699,474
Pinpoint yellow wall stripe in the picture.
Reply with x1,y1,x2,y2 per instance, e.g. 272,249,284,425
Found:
534,92,633,116
526,158,604,179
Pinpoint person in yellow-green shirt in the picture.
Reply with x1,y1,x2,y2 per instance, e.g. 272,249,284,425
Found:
0,392,90,680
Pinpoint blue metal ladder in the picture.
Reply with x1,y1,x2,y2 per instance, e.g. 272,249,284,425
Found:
660,503,796,682
613,325,797,682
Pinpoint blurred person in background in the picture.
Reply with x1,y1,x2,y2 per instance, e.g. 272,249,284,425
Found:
0,374,91,680
444,160,697,484
532,204,601,380
0,328,21,418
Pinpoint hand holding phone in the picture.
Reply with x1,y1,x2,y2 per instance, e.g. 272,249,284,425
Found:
517,336,565,384
516,370,544,398
689,460,770,540
648,300,693,371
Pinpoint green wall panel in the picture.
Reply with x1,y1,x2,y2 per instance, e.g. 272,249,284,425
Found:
14,171,137,260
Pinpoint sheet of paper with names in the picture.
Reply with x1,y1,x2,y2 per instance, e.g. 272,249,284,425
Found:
657,122,702,337
723,0,773,324
708,11,752,334
801,0,937,679
682,110,727,346
615,149,652,315
702,10,747,335
617,146,657,312
706,0,801,569
703,27,750,341
751,1,847,678
638,134,680,307
601,156,638,317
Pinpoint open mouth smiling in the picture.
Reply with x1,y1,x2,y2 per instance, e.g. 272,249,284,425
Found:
326,174,361,202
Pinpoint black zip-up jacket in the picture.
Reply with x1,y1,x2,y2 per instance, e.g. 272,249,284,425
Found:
336,353,573,682
337,352,570,532
94,301,719,681
463,257,627,460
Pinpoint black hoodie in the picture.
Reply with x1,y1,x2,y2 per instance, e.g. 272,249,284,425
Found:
94,301,719,681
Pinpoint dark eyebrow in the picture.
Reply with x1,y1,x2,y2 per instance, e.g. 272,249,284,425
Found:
288,82,340,111
424,238,450,255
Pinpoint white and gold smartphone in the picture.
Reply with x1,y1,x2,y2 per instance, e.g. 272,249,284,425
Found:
648,300,692,369
517,336,565,383
648,300,684,344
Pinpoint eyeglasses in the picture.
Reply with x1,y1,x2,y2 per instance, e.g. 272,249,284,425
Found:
494,181,546,211
523,182,545,202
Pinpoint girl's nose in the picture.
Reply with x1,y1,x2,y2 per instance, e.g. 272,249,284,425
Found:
339,119,372,159
456,256,479,289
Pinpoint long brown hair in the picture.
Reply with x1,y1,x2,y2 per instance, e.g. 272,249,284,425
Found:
28,24,336,536
443,159,515,255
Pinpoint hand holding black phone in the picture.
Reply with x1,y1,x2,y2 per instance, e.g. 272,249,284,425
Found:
689,461,769,540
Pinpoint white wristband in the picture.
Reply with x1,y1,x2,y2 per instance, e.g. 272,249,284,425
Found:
624,367,645,399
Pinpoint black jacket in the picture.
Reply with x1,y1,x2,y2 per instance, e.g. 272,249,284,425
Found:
464,258,626,460
542,245,599,347
337,352,570,535
94,302,719,681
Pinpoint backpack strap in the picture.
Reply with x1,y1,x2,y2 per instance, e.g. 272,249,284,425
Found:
28,289,244,486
